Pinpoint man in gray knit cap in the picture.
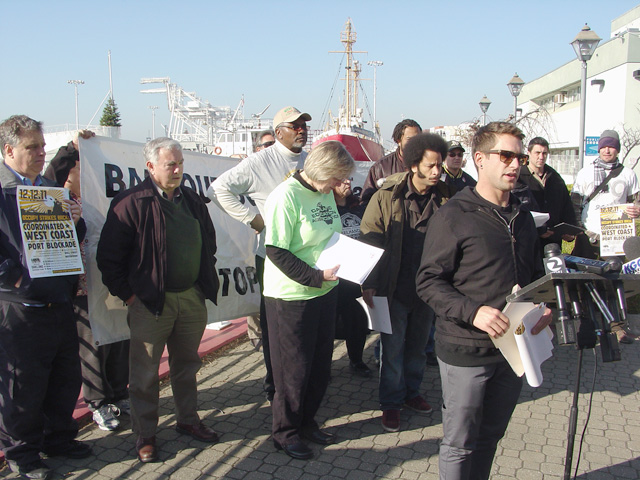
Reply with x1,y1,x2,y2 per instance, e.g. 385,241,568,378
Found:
571,129,640,343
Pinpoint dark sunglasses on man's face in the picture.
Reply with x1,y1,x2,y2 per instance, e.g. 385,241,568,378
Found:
260,141,275,148
484,150,529,166
448,152,463,158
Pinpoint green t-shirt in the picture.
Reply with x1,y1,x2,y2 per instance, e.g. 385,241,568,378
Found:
263,176,341,300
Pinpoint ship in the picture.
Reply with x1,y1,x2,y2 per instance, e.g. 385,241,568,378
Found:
311,19,384,162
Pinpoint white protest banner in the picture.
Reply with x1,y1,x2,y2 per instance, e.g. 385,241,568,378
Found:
17,186,83,278
80,136,260,345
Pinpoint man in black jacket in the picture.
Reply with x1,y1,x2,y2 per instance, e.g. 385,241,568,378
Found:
0,115,90,480
97,138,220,464
516,136,576,248
416,122,551,480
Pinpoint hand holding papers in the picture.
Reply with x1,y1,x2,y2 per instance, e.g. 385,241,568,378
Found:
356,296,392,334
315,232,384,285
493,302,554,387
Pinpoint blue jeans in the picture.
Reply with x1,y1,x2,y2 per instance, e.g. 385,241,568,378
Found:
379,298,433,410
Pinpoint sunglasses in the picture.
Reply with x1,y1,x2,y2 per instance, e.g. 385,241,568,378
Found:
484,150,529,166
259,141,275,148
448,152,464,158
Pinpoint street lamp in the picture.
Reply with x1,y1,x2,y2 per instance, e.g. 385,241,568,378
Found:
571,24,601,169
67,80,85,130
507,73,525,121
479,95,491,126
148,106,159,138
368,60,383,142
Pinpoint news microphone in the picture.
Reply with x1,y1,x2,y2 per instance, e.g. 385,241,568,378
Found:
543,244,575,344
543,243,567,273
621,237,640,273
563,254,614,274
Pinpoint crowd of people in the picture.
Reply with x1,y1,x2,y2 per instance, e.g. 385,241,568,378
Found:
0,107,637,480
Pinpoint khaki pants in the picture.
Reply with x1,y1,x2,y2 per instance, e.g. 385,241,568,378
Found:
127,287,207,437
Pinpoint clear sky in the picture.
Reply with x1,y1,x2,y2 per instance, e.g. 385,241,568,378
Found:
1,0,638,147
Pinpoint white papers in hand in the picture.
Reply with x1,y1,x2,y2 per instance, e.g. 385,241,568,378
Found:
356,296,392,334
315,232,384,285
531,212,551,228
493,302,554,387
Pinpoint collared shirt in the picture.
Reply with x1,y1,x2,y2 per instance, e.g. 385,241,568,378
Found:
152,181,183,203
528,165,547,187
4,164,43,186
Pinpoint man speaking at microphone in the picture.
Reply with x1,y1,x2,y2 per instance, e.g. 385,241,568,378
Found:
416,122,552,480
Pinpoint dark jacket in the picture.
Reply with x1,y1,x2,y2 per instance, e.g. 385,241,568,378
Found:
360,150,405,204
360,172,454,300
517,164,576,246
0,161,86,304
96,176,219,316
415,187,543,366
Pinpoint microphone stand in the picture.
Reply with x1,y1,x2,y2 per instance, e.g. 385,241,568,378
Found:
507,272,640,480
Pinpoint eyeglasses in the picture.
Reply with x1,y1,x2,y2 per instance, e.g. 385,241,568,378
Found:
279,123,308,132
448,152,463,158
484,150,529,166
259,141,275,148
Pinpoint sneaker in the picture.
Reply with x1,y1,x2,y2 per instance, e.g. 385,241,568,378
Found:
93,404,120,431
349,361,372,377
616,329,634,344
381,409,400,432
113,398,131,415
7,459,52,480
404,395,433,414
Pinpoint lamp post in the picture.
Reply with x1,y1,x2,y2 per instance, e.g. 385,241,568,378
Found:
368,60,383,142
507,74,525,121
479,95,491,126
148,106,159,138
67,80,85,130
571,24,601,170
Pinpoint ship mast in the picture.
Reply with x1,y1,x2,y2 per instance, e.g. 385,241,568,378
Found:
331,18,366,129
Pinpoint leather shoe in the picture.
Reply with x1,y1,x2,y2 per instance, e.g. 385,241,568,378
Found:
42,440,92,459
136,436,158,463
273,439,313,460
7,459,52,479
176,422,219,443
300,427,336,445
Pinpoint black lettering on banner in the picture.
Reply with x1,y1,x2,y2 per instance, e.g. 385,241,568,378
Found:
105,164,126,198
245,266,258,293
182,173,197,191
218,268,231,297
128,168,144,188
233,267,248,295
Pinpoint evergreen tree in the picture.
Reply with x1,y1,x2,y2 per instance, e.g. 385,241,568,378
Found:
100,97,122,127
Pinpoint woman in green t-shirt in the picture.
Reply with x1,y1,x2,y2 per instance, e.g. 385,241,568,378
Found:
263,141,355,460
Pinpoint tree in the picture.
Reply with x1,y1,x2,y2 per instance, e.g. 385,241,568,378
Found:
100,98,122,127
620,124,640,170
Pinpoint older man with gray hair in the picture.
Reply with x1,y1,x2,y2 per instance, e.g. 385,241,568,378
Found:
97,137,220,463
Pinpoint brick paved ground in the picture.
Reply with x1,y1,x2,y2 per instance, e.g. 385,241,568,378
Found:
1,335,639,479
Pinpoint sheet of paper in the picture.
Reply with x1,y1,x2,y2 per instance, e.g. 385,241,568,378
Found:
531,211,550,228
496,302,554,387
315,232,384,285
356,296,392,334
514,308,554,388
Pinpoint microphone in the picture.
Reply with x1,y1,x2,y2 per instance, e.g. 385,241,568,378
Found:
543,243,575,344
543,243,567,273
621,237,640,273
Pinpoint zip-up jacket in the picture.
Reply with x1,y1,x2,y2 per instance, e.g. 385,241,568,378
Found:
0,160,86,304
97,176,219,316
416,187,543,366
360,172,453,300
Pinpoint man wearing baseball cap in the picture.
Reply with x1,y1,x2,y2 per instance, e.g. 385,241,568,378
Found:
441,140,476,192
571,128,640,343
208,106,311,399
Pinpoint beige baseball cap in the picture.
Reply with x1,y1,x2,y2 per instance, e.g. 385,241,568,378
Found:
273,106,312,130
